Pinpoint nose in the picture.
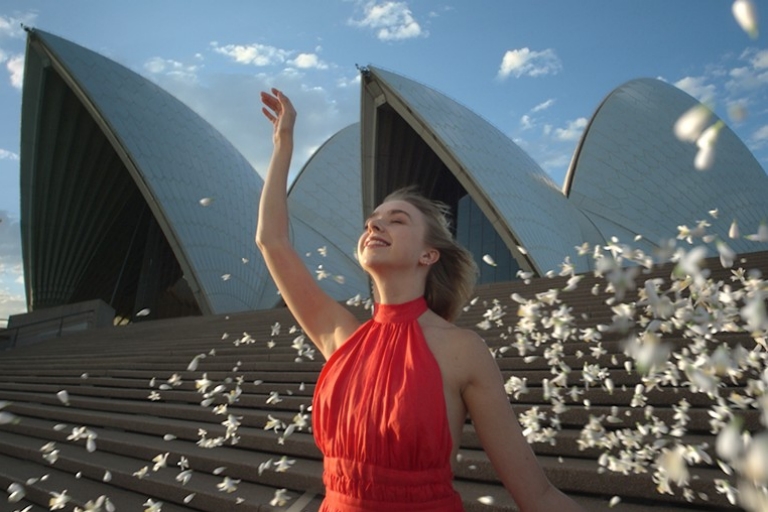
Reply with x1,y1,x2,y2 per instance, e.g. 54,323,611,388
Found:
368,218,383,232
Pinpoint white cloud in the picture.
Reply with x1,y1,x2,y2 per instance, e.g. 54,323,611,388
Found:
497,48,561,79
143,57,199,83
751,124,768,147
0,289,26,328
724,49,768,94
0,148,18,160
553,117,587,141
211,42,291,66
673,75,717,104
290,53,328,70
7,54,23,88
748,48,768,69
350,1,425,41
520,114,533,130
0,13,36,39
532,98,555,112
148,70,358,181
0,211,25,326
541,153,572,173
337,73,362,88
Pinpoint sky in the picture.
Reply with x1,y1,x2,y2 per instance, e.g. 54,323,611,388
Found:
0,0,766,327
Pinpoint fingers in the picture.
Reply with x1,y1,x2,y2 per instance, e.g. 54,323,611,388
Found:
261,87,296,122
262,106,275,123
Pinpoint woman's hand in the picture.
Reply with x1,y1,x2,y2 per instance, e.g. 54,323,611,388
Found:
260,88,297,146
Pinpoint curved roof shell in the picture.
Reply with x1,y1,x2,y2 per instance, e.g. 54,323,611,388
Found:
287,123,369,302
361,68,768,276
20,29,275,317
361,66,594,274
566,78,768,255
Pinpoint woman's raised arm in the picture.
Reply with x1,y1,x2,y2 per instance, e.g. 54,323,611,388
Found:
255,88,360,359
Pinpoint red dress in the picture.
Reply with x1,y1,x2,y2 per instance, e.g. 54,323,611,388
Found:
312,296,465,511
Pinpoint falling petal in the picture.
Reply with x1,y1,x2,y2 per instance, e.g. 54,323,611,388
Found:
609,496,621,508
213,466,227,475
187,354,205,371
694,121,724,170
143,499,163,512
517,245,528,255
48,489,71,510
716,240,736,268
482,254,497,266
746,221,768,242
478,495,495,505
221,274,231,281
102,470,112,482
674,104,711,143
7,482,25,502
716,420,743,462
728,103,748,123
136,308,151,317
0,411,19,425
56,390,70,406
729,219,740,239
270,489,291,507
694,145,715,171
216,476,240,493
184,494,196,504
163,434,177,441
199,197,213,206
733,0,759,38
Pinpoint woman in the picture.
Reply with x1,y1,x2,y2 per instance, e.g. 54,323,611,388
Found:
256,88,586,512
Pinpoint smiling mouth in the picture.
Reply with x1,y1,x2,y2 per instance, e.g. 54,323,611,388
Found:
365,237,390,248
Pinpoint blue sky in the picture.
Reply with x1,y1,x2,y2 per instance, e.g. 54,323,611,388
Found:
0,1,766,325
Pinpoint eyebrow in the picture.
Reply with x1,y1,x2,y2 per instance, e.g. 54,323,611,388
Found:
365,208,412,224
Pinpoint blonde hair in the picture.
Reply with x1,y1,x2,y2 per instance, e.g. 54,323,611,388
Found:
383,187,478,322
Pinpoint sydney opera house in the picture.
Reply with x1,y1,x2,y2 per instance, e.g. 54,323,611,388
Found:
2,27,768,512
14,28,768,325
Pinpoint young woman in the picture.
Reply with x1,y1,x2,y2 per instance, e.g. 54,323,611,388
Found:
256,88,586,512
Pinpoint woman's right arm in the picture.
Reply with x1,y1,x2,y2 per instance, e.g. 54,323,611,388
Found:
255,88,360,359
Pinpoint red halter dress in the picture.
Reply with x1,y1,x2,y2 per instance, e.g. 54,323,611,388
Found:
312,296,464,511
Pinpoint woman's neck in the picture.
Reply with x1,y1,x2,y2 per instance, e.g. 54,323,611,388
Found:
370,271,427,305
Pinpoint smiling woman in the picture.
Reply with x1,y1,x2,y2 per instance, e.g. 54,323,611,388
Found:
255,88,587,512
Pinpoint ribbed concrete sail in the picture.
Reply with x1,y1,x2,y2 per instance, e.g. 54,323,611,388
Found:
566,78,768,255
287,123,369,303
20,29,276,318
361,66,596,276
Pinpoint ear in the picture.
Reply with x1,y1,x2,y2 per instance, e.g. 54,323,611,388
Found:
419,248,440,266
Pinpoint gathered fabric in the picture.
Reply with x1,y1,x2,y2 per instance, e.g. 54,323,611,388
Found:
312,296,464,511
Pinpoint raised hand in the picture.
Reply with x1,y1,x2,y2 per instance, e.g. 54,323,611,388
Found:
260,88,297,145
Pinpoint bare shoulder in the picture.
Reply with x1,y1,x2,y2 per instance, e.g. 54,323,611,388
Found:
421,313,484,348
420,313,494,383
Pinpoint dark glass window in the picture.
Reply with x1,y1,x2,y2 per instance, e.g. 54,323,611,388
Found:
455,195,520,284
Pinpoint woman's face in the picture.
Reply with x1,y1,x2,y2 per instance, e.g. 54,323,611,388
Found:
357,199,432,272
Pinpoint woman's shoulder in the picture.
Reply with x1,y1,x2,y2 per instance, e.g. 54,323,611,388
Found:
421,312,488,353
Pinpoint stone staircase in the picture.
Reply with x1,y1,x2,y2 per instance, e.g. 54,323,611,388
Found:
1,250,766,512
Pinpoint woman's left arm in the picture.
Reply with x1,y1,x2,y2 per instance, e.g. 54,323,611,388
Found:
459,333,586,512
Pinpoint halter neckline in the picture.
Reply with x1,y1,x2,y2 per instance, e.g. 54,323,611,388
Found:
373,296,428,323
